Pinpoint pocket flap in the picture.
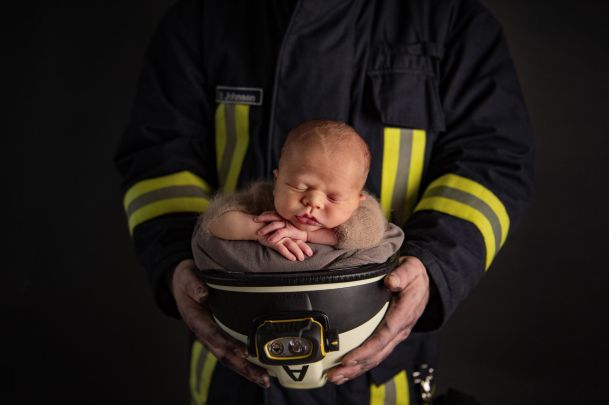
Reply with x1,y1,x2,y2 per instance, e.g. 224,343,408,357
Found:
368,70,446,132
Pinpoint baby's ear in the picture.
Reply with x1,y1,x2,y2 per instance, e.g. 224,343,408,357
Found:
273,169,278,179
359,193,367,201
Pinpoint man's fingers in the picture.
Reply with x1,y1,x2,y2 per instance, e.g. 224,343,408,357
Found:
384,256,428,292
327,321,411,383
189,282,209,303
180,300,270,388
327,257,431,384
171,260,270,388
384,273,402,291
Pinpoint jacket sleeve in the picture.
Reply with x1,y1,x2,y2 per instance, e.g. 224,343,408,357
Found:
403,1,535,331
114,0,216,318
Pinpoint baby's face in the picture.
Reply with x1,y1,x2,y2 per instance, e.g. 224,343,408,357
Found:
273,145,366,232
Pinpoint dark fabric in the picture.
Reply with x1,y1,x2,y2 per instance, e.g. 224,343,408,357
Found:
114,0,534,390
207,360,425,405
434,389,483,405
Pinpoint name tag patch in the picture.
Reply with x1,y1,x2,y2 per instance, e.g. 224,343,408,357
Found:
216,86,263,106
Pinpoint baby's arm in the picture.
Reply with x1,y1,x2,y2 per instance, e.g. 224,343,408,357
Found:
306,229,338,245
209,210,313,261
208,210,261,241
256,212,338,246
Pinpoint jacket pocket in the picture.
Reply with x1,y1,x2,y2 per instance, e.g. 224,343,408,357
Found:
368,69,446,132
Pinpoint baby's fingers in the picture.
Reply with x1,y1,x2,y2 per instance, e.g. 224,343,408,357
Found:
275,242,297,261
267,228,292,243
284,239,306,261
295,239,313,257
257,220,285,236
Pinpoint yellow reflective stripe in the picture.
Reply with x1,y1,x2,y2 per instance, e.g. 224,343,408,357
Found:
381,127,427,225
403,129,426,219
225,104,249,192
190,341,204,405
123,171,212,234
215,103,227,175
215,103,250,193
123,171,211,210
425,174,509,245
380,127,402,219
415,173,510,270
394,371,410,405
190,341,217,405
416,196,497,270
128,197,209,234
370,371,410,405
370,381,386,405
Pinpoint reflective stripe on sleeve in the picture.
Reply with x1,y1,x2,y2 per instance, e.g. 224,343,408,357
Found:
380,127,426,226
123,171,212,234
190,340,217,405
215,103,250,193
370,370,410,405
414,173,510,270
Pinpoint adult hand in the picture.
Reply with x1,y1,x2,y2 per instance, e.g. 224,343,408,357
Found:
169,259,270,388
326,256,430,385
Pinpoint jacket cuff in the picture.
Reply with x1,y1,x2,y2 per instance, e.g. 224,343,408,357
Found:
132,213,201,319
399,241,446,331
153,248,194,319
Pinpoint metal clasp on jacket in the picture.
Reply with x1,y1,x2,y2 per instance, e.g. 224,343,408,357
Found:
413,363,434,404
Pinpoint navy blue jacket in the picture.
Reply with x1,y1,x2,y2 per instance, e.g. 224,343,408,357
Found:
115,0,534,385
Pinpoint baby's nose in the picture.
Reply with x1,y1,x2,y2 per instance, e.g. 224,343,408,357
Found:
303,191,324,210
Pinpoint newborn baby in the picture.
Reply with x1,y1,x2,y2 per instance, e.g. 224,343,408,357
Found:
192,120,403,271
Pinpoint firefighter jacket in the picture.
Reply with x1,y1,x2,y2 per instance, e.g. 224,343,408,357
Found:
114,0,534,390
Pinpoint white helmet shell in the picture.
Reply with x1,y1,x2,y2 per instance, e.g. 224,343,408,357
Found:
200,255,397,389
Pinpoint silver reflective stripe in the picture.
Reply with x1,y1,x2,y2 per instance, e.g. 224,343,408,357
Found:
425,185,502,253
384,377,397,405
125,185,210,218
392,129,414,226
219,103,237,188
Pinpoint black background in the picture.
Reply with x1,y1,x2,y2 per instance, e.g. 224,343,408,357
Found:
6,0,608,404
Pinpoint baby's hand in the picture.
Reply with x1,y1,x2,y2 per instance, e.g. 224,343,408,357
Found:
253,211,284,223
255,212,308,243
258,236,313,261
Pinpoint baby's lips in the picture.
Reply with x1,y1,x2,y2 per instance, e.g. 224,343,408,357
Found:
296,214,322,226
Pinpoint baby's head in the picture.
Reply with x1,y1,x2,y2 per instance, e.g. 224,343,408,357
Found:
273,120,371,231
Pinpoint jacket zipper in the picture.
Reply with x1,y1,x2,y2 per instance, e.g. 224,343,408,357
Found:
265,0,302,178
